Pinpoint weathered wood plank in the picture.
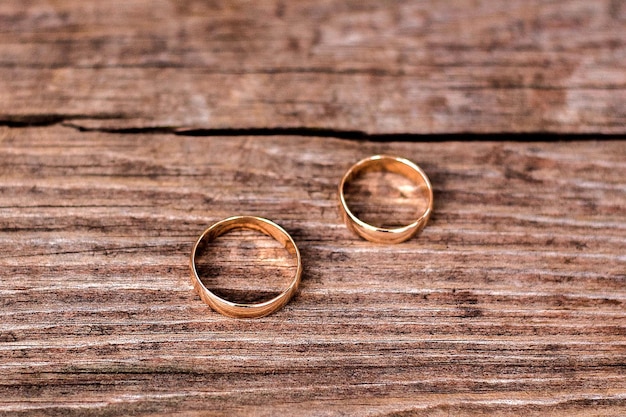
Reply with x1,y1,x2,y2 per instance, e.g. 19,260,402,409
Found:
0,126,624,415
0,0,624,133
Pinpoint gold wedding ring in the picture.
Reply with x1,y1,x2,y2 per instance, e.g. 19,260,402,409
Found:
190,216,302,318
338,155,433,244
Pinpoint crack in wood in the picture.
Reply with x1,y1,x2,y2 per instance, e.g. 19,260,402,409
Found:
43,120,626,142
3,116,624,142
0,113,128,128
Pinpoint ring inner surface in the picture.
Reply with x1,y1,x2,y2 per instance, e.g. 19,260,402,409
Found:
343,160,430,230
193,224,296,305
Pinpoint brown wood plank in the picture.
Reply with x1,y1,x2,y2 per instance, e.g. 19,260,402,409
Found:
0,125,624,415
0,0,625,133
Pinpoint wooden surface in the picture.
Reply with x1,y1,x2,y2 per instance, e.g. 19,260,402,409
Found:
1,1,625,416
0,0,625,133
1,128,624,415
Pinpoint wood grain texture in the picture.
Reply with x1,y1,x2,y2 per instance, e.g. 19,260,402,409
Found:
1,0,625,415
0,126,624,415
0,0,625,133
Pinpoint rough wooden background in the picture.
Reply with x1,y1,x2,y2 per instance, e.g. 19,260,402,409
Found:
1,0,625,133
1,1,625,416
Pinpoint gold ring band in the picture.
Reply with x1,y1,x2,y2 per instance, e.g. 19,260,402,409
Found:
338,155,434,244
190,216,302,318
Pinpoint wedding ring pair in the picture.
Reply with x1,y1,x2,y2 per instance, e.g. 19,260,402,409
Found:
190,155,433,318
